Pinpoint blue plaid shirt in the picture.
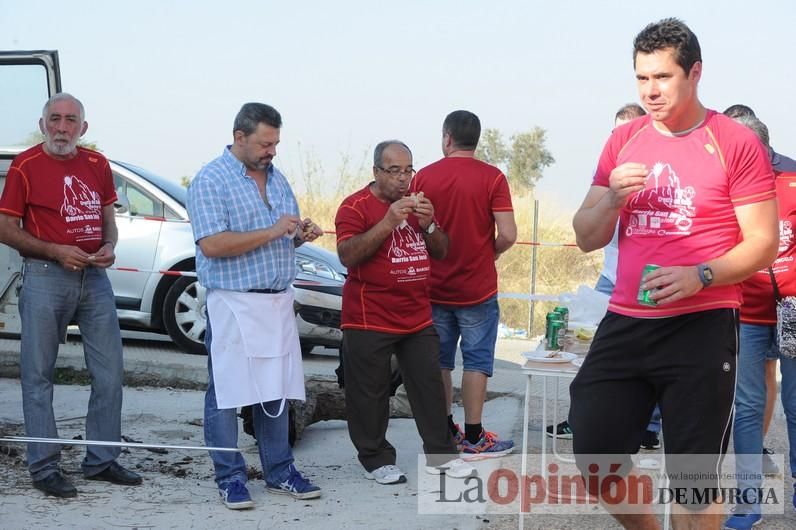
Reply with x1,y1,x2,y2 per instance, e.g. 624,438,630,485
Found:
187,146,299,291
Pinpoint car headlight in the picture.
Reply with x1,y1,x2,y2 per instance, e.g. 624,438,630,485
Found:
295,255,346,282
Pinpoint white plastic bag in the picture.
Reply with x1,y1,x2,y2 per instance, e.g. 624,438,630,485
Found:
558,285,610,329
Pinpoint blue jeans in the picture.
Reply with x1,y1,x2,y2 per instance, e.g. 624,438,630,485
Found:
19,259,123,480
432,295,500,376
734,323,796,513
203,316,294,487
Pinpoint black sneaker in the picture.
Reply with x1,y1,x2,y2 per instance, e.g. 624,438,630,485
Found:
640,430,661,450
545,420,573,439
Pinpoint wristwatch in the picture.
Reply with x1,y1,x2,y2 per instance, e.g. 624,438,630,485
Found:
423,222,436,235
697,264,714,287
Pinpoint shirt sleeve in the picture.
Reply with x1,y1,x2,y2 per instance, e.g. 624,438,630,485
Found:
724,127,776,206
489,172,513,212
335,198,366,244
187,169,229,243
0,159,29,218
593,134,621,188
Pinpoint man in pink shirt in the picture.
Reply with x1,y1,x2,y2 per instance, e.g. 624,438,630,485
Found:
570,18,778,529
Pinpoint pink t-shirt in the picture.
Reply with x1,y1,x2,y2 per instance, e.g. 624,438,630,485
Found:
592,110,776,318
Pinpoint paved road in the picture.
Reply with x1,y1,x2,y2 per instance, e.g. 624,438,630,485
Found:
0,334,794,529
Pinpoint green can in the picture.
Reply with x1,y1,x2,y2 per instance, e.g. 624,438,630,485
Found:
637,264,660,306
546,319,565,350
553,306,569,329
544,312,557,347
545,311,559,331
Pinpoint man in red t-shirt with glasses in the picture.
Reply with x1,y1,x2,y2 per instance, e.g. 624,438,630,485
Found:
412,110,517,457
336,140,475,485
0,93,141,498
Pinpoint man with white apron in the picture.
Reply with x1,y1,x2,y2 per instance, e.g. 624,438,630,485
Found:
187,103,324,510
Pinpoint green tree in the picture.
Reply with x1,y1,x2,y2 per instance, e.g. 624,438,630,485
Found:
475,128,509,166
180,175,192,188
475,127,555,193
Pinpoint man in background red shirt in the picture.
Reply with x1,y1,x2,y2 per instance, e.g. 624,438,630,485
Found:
413,110,517,456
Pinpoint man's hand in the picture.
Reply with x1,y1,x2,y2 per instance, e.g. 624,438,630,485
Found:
642,266,704,305
53,244,92,271
298,218,323,243
607,163,648,209
89,242,116,269
385,197,416,228
274,214,301,238
413,195,434,230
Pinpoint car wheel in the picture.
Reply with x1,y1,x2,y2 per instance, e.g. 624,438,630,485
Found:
163,276,207,355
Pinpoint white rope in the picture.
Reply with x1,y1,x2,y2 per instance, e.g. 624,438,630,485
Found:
0,436,240,452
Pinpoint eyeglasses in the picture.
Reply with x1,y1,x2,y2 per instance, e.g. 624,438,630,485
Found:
376,166,416,177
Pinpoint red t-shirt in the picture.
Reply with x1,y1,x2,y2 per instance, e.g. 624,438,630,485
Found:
412,156,513,305
335,184,433,334
0,144,117,254
740,171,796,324
593,110,776,318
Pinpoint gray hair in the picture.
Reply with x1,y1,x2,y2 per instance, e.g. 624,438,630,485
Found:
723,104,756,120
732,114,770,148
373,140,412,167
233,102,282,136
42,93,85,123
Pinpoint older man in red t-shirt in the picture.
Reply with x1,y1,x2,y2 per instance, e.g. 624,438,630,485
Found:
0,93,141,498
336,140,474,485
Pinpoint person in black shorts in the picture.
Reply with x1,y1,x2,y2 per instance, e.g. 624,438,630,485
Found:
570,18,778,529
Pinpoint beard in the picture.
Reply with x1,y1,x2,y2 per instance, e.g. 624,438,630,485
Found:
43,133,80,156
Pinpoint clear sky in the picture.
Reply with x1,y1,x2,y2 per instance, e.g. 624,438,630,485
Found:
2,0,794,214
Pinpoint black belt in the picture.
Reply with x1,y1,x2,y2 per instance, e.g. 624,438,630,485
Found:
248,288,286,294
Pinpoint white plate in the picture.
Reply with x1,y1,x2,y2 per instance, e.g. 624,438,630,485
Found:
571,357,584,368
523,350,578,363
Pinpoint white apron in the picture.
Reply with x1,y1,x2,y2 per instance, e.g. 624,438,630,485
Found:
206,288,306,410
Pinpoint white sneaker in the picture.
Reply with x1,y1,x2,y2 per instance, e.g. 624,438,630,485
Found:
364,464,407,485
425,458,477,479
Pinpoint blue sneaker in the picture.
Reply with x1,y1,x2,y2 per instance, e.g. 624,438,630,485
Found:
723,511,762,530
218,480,254,510
460,429,514,459
266,464,321,500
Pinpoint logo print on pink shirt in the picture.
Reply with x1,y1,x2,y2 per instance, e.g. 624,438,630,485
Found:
626,162,696,237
